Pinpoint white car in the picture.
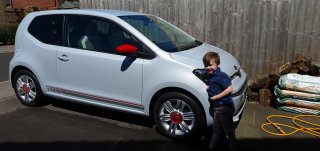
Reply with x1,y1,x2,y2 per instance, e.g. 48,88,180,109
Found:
9,9,247,139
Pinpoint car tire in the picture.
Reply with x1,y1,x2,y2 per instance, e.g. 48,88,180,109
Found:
13,70,45,106
153,92,204,140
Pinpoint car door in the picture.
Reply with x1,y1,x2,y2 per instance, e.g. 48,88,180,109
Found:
55,15,144,111
27,14,63,92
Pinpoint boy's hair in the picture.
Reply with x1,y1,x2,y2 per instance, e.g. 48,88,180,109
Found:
202,52,220,67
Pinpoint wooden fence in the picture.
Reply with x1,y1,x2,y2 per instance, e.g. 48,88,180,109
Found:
80,0,320,78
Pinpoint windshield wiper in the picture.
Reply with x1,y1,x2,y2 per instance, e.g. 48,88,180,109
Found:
178,40,203,51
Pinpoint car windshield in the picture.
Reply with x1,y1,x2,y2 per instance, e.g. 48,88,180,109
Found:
119,15,202,52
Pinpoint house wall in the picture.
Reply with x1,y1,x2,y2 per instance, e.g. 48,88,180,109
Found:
11,0,65,10
0,1,22,25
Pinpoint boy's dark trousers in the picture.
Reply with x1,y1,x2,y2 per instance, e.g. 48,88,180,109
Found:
209,106,236,151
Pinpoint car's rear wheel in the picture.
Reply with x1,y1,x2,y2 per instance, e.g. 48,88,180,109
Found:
153,92,204,140
13,70,45,106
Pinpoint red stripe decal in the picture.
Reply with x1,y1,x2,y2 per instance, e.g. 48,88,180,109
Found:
48,86,144,109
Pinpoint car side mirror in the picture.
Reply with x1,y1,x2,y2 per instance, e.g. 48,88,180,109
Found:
116,44,138,57
193,68,210,85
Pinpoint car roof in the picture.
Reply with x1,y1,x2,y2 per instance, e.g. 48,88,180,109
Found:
87,9,147,16
33,9,148,17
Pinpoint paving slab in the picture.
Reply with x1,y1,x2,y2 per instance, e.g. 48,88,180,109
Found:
0,45,14,53
0,81,15,102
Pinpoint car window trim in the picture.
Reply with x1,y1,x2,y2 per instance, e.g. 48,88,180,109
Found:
27,14,64,46
61,14,156,60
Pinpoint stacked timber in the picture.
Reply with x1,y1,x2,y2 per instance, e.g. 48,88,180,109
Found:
247,54,320,106
276,54,319,75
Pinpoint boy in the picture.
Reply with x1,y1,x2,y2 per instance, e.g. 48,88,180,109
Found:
202,52,236,151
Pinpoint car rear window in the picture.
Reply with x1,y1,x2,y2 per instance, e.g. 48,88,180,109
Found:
28,15,63,45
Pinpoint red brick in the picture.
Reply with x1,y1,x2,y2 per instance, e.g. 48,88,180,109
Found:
11,0,66,10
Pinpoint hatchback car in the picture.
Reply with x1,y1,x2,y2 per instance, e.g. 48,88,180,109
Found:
9,9,247,139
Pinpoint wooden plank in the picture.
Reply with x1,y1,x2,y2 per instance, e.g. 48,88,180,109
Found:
259,89,271,107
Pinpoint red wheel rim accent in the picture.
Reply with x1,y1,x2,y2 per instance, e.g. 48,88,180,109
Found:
22,84,30,94
170,111,183,124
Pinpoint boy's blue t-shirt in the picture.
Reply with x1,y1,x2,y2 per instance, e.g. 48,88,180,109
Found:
205,67,234,108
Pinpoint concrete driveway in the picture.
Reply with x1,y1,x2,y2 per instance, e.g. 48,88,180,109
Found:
0,45,14,82
0,81,318,151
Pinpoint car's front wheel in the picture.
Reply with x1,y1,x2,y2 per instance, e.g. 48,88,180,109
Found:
153,92,204,139
13,70,45,106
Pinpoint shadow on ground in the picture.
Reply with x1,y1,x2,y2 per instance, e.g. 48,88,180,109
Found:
0,138,319,151
47,97,155,127
0,52,13,82
21,98,319,151
1,98,319,151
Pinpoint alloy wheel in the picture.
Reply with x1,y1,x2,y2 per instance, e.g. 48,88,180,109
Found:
16,75,37,102
159,99,195,136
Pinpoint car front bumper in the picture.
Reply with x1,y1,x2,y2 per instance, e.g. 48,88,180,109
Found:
232,79,247,122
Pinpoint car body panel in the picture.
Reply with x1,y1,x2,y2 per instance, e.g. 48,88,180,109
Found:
169,43,247,93
9,13,60,93
56,46,144,111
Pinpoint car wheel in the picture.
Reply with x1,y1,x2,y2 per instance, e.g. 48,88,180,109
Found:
13,70,45,106
153,92,204,140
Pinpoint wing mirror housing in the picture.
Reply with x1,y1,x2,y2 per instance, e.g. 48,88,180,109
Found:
116,44,138,57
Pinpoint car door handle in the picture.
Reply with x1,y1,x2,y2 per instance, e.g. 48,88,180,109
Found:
58,54,70,62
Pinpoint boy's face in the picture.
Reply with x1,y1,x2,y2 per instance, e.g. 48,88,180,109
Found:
205,60,218,74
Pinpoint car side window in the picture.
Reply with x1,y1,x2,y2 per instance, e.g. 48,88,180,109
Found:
28,15,63,45
65,15,146,56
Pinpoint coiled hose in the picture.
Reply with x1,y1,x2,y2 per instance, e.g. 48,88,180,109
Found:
261,114,320,138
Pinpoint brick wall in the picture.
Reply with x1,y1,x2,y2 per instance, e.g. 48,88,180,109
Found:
0,9,23,25
0,1,22,25
11,0,65,10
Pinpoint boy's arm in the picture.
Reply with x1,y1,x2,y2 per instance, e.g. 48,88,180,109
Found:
210,85,233,101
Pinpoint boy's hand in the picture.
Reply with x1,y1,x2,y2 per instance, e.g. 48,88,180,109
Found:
205,67,213,73
210,86,233,101
210,95,219,101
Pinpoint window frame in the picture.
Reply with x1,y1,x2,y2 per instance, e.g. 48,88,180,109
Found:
62,14,156,60
27,14,64,46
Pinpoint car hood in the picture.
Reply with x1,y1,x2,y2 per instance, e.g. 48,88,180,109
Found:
169,43,240,76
